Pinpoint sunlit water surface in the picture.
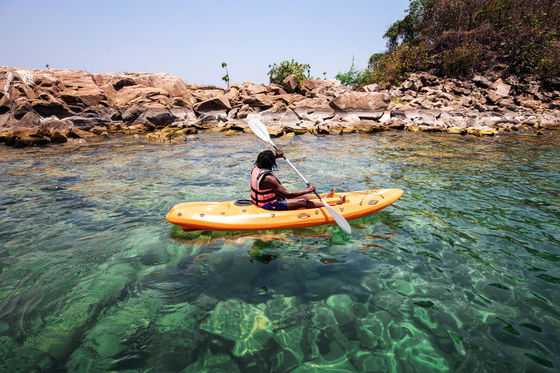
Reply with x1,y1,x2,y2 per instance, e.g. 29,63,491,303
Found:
0,132,559,372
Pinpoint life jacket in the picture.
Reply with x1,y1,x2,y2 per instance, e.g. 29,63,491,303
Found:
250,167,280,207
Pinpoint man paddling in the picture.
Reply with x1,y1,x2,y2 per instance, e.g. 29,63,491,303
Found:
251,150,345,211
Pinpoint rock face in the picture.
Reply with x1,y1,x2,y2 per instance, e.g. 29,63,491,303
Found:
0,66,559,147
330,92,390,112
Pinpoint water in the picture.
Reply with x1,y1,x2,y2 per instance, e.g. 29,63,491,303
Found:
0,131,558,372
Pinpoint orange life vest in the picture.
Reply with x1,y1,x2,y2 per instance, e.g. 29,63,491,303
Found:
250,167,280,207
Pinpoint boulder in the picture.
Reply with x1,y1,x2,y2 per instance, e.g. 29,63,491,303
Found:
38,117,74,134
268,84,287,95
330,92,390,112
225,87,240,104
144,109,177,126
242,94,279,109
65,116,106,130
359,84,379,93
194,111,228,129
259,107,300,126
60,87,106,107
0,92,9,113
170,108,197,123
352,120,385,133
144,127,196,143
538,122,560,129
114,86,170,107
300,79,316,94
498,98,518,111
467,126,499,136
122,106,144,122
12,111,42,129
402,79,422,92
282,121,311,135
2,128,50,147
0,112,10,127
516,97,542,111
282,74,298,93
240,82,268,96
12,98,32,120
193,95,231,112
378,111,391,123
472,75,492,88
31,99,72,118
113,77,137,91
447,127,467,134
491,79,511,98
317,120,342,135
291,97,331,110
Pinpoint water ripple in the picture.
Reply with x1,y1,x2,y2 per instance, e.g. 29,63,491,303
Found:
0,132,559,371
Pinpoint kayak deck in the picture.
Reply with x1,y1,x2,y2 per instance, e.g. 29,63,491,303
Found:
166,189,403,231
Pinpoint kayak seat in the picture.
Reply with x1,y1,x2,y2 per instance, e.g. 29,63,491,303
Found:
234,199,253,206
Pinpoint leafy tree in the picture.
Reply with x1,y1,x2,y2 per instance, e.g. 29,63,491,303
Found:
268,59,311,86
371,0,560,84
384,0,430,50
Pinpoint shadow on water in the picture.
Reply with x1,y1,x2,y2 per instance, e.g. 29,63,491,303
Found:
152,213,399,307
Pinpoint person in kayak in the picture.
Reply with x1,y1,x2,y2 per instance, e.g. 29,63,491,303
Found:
251,150,346,211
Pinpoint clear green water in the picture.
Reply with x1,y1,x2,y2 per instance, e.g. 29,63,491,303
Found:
0,132,559,372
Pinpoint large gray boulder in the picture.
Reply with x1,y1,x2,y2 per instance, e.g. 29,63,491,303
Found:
330,92,390,112
193,95,231,112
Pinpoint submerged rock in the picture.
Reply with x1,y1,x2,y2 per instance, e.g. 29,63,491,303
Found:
200,299,273,357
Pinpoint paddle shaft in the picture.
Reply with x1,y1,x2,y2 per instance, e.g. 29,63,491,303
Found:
271,145,324,201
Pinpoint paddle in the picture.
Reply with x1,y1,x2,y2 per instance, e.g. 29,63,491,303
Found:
247,118,352,234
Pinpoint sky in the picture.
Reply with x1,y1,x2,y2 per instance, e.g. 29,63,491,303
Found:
0,0,411,86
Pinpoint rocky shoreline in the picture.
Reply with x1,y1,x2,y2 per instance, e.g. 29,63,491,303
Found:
0,66,559,147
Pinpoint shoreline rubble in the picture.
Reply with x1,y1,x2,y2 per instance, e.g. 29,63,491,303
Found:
0,67,558,147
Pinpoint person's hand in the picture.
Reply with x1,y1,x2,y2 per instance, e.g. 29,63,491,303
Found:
275,150,284,158
306,184,316,194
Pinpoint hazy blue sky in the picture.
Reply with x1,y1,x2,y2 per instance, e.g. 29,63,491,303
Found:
1,0,410,86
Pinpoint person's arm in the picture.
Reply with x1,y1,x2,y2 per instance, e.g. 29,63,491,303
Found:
263,175,316,199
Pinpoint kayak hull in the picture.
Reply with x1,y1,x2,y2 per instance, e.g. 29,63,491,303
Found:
166,189,403,232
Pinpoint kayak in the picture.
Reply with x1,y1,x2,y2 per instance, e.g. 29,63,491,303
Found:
166,188,403,232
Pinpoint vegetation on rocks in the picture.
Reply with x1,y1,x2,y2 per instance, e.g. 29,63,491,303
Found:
335,57,375,87
268,59,311,86
220,62,230,88
367,0,560,87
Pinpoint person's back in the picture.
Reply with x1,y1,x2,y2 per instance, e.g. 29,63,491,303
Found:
250,150,345,210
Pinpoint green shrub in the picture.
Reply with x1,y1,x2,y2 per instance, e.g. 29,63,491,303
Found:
537,46,560,77
335,57,375,87
442,44,481,76
370,42,430,88
268,59,311,86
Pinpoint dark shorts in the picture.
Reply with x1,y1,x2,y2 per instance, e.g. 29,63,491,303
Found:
262,199,288,211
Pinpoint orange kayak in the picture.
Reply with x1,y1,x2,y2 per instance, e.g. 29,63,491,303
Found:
166,189,403,231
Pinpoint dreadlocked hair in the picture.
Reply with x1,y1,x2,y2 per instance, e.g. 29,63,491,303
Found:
255,150,277,169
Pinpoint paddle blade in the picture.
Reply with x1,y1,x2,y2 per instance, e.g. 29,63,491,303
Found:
322,200,352,234
247,118,274,146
